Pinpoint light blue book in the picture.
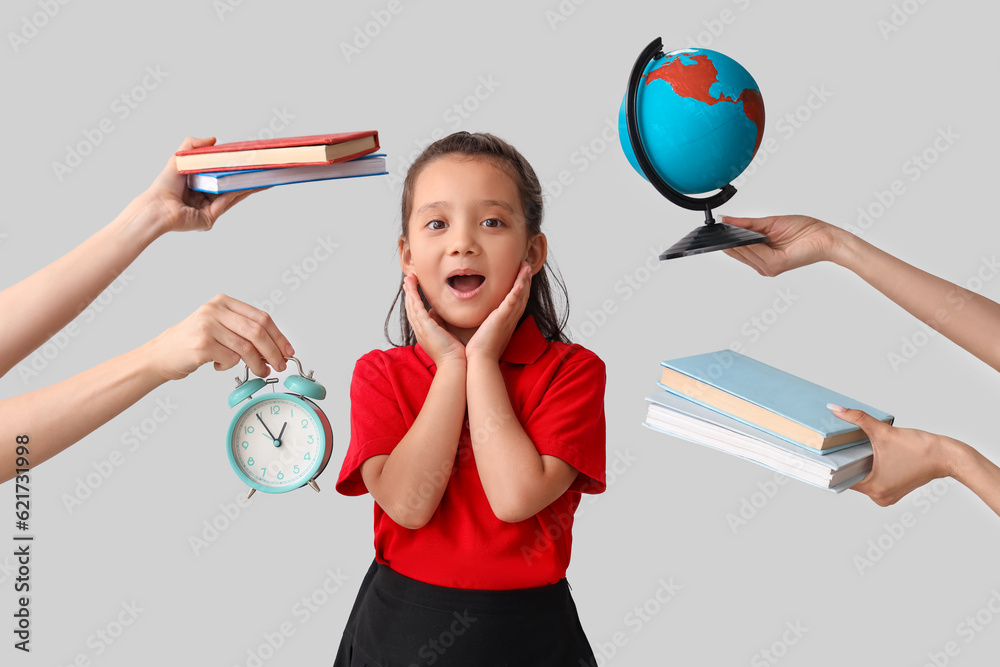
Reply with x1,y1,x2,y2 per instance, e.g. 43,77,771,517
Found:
657,350,894,454
643,390,873,493
187,153,387,193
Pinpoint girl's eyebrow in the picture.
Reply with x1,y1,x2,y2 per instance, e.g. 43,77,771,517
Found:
480,199,515,214
416,201,448,215
415,200,515,216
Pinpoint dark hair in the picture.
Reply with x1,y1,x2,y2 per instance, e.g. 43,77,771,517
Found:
383,131,570,347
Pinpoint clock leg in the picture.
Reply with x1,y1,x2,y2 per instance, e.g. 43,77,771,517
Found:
247,488,256,499
308,479,321,493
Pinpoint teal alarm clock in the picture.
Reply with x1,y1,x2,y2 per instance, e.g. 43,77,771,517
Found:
226,356,333,497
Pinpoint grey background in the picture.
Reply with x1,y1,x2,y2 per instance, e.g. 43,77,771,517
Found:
2,0,999,665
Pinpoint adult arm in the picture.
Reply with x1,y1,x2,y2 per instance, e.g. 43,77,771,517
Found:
0,295,293,484
723,215,1000,371
0,136,257,378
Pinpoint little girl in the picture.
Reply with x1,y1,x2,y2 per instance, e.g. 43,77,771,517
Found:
334,132,606,666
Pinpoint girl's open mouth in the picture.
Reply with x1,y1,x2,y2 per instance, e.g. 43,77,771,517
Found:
447,274,486,300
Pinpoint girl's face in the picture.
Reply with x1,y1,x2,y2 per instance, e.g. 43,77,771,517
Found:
399,155,545,345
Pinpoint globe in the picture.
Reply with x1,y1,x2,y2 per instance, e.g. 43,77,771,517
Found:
619,47,764,195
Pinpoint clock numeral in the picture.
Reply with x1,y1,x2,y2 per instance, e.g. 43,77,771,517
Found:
301,419,309,429
270,405,280,415
307,435,314,444
304,452,312,461
260,467,267,478
247,457,255,466
293,465,300,474
241,441,249,450
277,471,284,481
244,425,254,434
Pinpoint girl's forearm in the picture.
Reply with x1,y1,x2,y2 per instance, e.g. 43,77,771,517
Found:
365,360,467,529
0,196,164,378
466,357,574,523
0,342,165,484
833,233,1000,371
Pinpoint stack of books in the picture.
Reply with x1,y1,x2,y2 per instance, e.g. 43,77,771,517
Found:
175,131,387,193
642,350,894,492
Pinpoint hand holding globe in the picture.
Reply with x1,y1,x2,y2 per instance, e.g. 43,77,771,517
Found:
619,38,769,259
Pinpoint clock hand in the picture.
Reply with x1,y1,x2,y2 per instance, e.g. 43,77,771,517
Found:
256,413,279,441
277,422,287,444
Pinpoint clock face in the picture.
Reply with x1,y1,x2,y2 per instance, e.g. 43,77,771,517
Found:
227,394,327,492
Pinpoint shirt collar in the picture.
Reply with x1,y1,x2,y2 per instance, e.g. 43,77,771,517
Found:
414,314,548,369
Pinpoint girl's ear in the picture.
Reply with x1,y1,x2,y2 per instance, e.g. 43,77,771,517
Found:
398,236,413,273
525,233,547,275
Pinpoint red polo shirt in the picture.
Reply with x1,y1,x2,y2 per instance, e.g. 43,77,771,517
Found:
336,314,606,590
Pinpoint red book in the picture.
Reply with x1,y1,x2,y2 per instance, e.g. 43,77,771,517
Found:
174,131,379,174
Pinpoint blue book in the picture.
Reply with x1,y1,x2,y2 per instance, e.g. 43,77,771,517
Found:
186,153,387,193
643,390,873,492
658,350,894,454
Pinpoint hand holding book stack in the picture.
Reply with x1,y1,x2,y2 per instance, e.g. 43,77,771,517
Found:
175,131,387,193
643,350,894,492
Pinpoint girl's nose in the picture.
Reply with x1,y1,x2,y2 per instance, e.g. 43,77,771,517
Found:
448,223,480,255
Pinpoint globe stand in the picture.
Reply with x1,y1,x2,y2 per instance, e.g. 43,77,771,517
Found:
626,37,768,260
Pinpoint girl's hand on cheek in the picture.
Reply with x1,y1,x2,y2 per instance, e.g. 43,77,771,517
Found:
404,274,466,367
466,262,532,364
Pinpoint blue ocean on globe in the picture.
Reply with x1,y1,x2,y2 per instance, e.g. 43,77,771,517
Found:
619,48,765,195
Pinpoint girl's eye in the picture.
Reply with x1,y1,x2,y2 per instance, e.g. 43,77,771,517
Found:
482,218,504,228
427,220,446,230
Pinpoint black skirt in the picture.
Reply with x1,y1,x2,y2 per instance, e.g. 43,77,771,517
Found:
333,560,597,667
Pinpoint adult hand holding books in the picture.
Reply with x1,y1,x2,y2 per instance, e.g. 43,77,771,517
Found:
829,405,1000,513
136,135,264,235
721,212,1000,517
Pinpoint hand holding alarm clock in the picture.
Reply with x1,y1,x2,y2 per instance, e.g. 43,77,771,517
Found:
226,356,333,497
